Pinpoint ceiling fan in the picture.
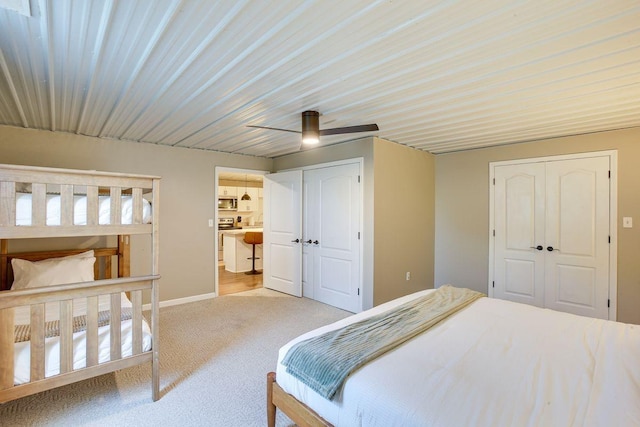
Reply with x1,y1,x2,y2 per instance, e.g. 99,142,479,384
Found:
247,111,379,145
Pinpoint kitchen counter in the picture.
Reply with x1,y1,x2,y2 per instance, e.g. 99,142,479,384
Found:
222,229,263,273
222,227,263,235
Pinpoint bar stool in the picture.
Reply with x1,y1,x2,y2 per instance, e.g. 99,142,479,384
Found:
243,231,263,275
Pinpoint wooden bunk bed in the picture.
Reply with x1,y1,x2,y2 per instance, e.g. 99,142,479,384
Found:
0,163,160,403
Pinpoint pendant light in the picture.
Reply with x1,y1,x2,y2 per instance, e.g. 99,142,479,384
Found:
241,174,251,200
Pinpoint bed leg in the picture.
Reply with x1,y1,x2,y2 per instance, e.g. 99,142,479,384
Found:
267,372,277,427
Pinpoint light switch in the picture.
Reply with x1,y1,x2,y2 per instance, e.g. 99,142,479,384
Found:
208,219,214,227
623,217,632,228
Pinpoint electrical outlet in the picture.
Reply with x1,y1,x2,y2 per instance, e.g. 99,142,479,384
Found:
406,271,411,281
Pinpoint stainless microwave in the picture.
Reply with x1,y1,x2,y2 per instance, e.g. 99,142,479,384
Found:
218,196,237,211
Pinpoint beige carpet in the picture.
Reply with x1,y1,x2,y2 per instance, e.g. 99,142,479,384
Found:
0,289,350,426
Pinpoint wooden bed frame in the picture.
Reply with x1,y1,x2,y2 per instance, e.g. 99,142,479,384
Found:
0,236,131,292
267,372,331,427
0,163,160,403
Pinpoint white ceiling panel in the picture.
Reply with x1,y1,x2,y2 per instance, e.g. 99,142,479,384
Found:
0,0,638,157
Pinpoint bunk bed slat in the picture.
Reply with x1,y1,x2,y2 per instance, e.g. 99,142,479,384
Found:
104,256,112,279
29,303,46,381
119,235,130,277
59,184,74,226
31,183,46,226
110,187,122,225
132,188,143,224
110,293,122,360
59,300,73,374
86,186,99,226
131,290,142,354
0,307,13,390
0,240,7,292
0,224,152,238
0,181,16,226
86,296,99,367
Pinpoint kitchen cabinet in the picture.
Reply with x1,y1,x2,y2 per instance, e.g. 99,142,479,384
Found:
219,186,237,197
223,229,263,273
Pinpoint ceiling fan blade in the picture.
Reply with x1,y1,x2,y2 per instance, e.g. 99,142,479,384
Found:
247,125,301,134
319,124,379,136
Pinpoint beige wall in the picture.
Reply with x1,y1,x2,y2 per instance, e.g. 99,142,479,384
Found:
0,126,272,302
274,137,435,308
373,139,435,305
435,127,640,324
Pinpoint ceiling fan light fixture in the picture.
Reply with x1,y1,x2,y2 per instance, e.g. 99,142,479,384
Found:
302,131,320,145
247,110,378,149
301,110,320,144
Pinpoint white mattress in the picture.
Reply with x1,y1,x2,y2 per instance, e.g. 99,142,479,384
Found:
13,293,152,384
276,289,640,426
15,193,152,226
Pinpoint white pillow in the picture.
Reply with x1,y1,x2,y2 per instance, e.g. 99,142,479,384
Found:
11,250,96,290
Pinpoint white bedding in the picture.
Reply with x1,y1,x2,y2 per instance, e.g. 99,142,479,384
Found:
13,293,152,384
15,193,152,226
276,289,640,426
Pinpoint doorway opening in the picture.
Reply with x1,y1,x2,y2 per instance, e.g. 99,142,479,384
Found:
215,167,267,296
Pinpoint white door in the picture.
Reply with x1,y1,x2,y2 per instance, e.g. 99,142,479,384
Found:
544,157,610,319
305,163,361,312
263,170,302,296
493,163,546,307
492,155,611,319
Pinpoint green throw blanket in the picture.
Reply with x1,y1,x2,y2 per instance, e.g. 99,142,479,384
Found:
282,285,485,400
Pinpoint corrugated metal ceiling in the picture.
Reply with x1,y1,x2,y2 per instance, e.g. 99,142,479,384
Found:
0,0,638,158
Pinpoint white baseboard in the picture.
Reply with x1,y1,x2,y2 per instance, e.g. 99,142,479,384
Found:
143,292,217,311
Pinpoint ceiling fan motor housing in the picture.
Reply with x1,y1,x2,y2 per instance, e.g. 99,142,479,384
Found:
302,110,320,142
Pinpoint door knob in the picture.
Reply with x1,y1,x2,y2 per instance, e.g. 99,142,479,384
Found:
304,239,312,244
313,240,319,245
547,246,559,252
530,245,543,251
291,238,300,243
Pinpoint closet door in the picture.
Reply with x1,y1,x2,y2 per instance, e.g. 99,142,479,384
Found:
544,157,610,319
493,163,546,307
492,154,612,320
263,170,303,297
305,163,361,313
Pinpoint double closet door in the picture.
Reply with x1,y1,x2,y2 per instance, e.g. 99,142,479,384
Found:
491,154,613,320
263,162,361,313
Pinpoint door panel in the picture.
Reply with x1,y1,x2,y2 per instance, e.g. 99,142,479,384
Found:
306,163,361,312
556,265,596,307
494,163,545,307
504,259,536,297
263,170,302,296
544,157,609,318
